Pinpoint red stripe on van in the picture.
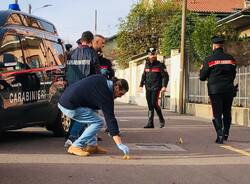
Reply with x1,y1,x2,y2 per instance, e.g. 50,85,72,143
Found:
0,65,64,78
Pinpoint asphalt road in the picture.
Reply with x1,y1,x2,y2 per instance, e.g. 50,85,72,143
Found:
1,103,250,184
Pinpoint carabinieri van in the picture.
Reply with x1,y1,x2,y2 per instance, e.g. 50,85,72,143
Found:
0,10,68,136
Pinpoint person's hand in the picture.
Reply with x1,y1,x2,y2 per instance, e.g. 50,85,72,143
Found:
161,87,166,92
117,143,129,155
200,64,203,70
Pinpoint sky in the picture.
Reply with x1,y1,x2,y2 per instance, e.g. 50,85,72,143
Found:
0,0,139,44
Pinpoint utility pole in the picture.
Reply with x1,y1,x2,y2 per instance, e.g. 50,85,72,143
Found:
178,0,187,114
28,4,32,14
94,9,97,35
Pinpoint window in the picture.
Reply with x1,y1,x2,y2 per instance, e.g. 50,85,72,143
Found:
25,17,56,33
0,34,24,73
44,40,65,66
26,17,41,29
39,20,56,33
22,36,47,68
6,13,56,33
6,14,28,26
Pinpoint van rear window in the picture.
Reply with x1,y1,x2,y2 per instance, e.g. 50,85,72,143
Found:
38,20,56,33
6,13,28,26
6,13,56,34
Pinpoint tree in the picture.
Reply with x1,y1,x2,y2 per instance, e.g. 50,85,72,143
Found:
161,12,197,57
191,15,217,62
162,13,241,67
116,1,181,68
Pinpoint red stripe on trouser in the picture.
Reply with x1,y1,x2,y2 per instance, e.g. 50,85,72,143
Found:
155,89,161,108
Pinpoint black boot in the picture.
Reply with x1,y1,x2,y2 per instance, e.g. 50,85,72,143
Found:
223,134,229,141
215,136,224,144
155,108,165,128
223,121,231,141
144,110,154,128
223,128,229,141
212,119,223,144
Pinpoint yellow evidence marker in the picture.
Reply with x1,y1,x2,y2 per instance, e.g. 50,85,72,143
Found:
178,137,184,144
123,154,130,160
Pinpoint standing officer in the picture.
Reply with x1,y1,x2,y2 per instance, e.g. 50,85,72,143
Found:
200,36,236,144
140,48,169,128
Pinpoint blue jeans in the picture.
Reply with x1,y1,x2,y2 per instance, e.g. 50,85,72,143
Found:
58,104,103,148
68,120,87,142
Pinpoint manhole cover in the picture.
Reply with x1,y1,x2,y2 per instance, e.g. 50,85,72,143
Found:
128,143,186,151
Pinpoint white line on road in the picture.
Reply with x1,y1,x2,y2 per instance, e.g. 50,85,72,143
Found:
221,145,250,157
0,154,250,166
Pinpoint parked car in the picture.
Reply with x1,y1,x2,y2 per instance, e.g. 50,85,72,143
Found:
0,10,69,136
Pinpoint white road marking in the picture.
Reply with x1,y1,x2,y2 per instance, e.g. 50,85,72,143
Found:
0,153,249,166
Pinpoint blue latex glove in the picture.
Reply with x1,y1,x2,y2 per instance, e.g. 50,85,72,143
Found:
117,143,129,155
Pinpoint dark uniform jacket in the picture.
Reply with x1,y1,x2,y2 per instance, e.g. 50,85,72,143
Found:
66,45,100,85
200,48,236,95
59,75,119,136
140,59,169,90
99,55,114,79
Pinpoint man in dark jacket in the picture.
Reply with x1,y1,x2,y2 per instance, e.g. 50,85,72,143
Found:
200,36,236,144
140,48,169,128
66,31,99,85
92,34,115,79
58,74,129,156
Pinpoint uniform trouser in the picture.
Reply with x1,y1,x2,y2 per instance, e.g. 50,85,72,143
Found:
210,93,234,137
146,88,165,125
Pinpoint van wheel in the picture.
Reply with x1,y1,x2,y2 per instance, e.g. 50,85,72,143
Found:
47,113,70,137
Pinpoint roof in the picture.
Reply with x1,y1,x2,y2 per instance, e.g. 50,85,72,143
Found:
187,0,245,13
217,7,250,28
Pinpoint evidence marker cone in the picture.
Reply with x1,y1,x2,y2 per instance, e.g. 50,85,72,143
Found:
178,137,184,144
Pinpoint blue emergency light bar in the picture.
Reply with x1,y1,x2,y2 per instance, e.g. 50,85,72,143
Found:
8,3,21,11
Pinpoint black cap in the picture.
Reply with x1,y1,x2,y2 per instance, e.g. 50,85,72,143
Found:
76,39,81,44
147,47,157,54
212,36,224,44
65,44,72,51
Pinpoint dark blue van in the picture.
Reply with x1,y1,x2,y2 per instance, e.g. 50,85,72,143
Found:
0,10,68,136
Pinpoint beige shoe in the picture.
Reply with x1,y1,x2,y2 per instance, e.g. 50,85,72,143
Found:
68,145,90,156
85,145,107,154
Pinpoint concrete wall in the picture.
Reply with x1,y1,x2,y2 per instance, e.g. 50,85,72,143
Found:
187,103,250,127
169,50,181,112
115,68,130,103
115,61,147,106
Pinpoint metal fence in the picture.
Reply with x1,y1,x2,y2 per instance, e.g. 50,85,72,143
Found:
188,65,250,108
